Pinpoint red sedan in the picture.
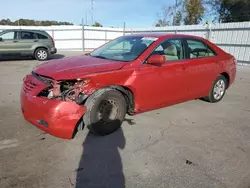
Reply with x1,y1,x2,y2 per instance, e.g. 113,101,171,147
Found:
20,33,236,139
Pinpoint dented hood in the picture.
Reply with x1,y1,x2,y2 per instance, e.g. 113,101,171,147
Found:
33,55,126,80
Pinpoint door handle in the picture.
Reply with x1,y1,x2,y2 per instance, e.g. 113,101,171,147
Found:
13,40,18,43
34,40,38,42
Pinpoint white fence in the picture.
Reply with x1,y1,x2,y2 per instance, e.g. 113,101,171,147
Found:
0,25,124,51
1,22,250,64
129,22,250,65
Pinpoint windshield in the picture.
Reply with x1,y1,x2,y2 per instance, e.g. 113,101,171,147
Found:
89,36,158,62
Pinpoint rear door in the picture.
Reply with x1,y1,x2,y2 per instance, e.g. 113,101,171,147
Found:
17,31,37,53
0,31,19,54
35,32,53,48
183,38,220,98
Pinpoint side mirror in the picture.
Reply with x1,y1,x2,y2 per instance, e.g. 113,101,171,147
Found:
147,54,166,65
0,37,2,41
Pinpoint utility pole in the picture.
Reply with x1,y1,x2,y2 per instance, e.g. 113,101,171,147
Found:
82,18,85,52
91,0,94,25
123,22,126,36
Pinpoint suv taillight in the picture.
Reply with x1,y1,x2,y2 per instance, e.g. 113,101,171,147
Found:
49,35,55,45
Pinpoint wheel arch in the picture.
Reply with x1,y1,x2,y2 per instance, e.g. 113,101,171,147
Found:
33,46,49,56
109,85,135,115
220,72,230,88
85,85,135,115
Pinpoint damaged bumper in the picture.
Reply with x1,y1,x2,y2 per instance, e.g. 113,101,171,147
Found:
20,75,86,139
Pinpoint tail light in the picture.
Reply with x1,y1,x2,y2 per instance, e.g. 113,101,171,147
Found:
232,57,237,65
49,34,55,45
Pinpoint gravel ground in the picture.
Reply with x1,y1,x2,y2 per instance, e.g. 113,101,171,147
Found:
0,52,250,188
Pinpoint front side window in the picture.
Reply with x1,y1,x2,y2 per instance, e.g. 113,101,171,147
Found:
186,39,216,58
0,32,15,40
151,39,184,61
89,36,158,62
20,31,36,39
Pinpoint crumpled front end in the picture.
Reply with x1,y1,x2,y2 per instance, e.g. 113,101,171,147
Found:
20,72,87,139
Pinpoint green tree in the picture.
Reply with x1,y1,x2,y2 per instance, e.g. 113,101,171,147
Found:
173,11,182,26
92,22,103,27
0,18,73,26
0,19,13,25
183,0,205,25
204,0,250,23
221,0,249,22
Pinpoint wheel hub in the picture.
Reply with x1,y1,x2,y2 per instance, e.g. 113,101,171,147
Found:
98,100,118,123
213,79,225,100
37,50,47,60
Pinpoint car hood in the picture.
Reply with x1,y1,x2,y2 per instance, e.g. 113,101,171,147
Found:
33,55,126,80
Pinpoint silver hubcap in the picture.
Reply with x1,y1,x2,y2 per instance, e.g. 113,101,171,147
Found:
37,50,47,60
213,79,225,100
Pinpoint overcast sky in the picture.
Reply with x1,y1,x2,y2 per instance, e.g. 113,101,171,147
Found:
0,0,211,28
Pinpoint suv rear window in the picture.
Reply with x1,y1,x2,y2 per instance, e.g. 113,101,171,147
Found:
36,33,48,39
20,31,36,39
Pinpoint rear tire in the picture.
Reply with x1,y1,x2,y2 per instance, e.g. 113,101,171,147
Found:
34,48,49,61
204,75,228,103
83,88,127,136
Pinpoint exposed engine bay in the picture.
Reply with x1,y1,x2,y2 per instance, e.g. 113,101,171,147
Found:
33,71,88,104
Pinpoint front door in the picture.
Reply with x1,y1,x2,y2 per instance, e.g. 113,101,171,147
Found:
0,31,19,54
137,38,189,111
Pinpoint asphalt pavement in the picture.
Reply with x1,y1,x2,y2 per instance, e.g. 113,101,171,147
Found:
0,52,250,188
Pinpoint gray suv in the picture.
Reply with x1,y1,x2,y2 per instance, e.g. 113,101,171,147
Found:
0,29,57,61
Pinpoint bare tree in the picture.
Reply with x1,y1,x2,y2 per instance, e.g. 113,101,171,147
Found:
155,6,172,27
155,0,183,27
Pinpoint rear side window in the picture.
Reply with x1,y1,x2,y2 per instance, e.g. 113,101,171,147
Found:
20,31,36,39
36,33,48,39
186,39,216,59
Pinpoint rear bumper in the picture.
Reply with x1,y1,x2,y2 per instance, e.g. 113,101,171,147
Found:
50,47,57,54
228,66,237,88
20,88,86,139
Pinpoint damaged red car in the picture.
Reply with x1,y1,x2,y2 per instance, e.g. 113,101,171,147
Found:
20,33,236,139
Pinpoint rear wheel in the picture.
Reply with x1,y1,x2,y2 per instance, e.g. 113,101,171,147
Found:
34,48,49,61
204,75,228,103
83,88,127,136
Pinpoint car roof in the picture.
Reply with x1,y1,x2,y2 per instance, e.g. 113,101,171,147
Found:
127,33,205,40
2,29,46,33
